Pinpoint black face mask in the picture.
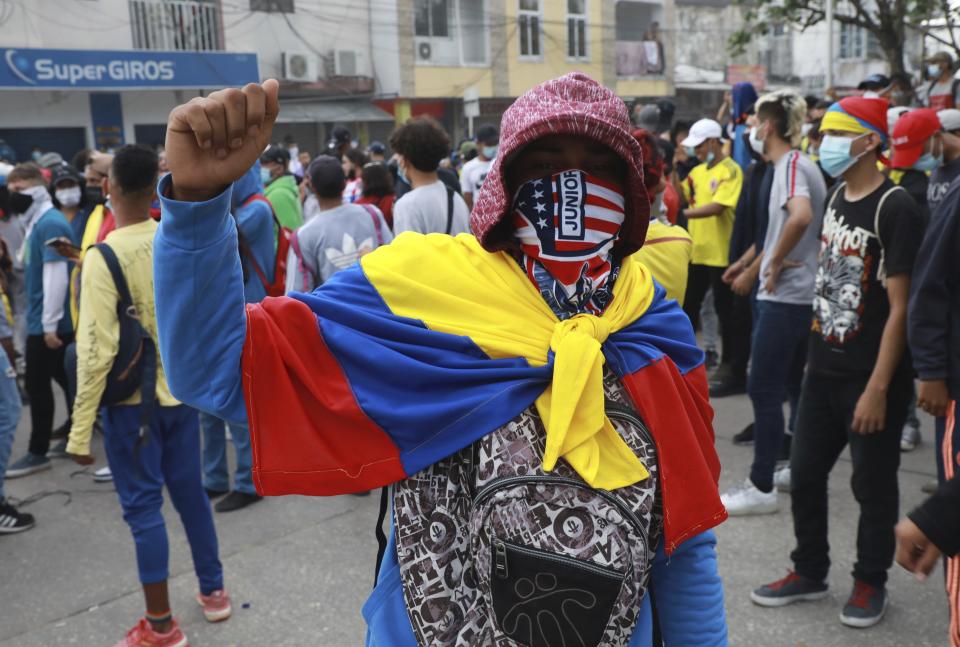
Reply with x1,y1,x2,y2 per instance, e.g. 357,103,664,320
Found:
8,191,33,216
85,185,104,205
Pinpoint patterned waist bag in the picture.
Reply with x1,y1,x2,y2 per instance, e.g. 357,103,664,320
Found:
391,372,661,646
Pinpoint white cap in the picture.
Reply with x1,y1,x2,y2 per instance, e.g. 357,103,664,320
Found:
887,106,910,133
938,108,960,132
681,119,724,148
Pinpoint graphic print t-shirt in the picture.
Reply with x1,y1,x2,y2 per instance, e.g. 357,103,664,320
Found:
460,157,492,199
808,180,922,377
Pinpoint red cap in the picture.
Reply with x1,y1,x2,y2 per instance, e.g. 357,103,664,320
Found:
891,109,942,169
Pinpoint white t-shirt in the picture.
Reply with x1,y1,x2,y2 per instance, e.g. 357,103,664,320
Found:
393,180,470,235
459,157,492,199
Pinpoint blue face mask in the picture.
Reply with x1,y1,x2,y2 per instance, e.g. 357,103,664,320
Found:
913,151,943,172
929,64,943,78
260,167,272,185
819,134,869,178
684,145,696,158
398,164,410,186
706,151,716,164
482,145,498,159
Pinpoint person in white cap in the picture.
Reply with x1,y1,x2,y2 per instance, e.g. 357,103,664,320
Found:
928,109,960,215
679,118,745,396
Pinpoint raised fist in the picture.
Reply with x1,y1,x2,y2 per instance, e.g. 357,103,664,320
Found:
165,79,279,202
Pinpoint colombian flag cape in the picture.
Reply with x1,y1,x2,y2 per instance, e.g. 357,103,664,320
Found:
243,233,726,553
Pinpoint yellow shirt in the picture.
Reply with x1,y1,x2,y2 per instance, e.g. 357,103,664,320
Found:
634,220,693,305
682,157,743,267
67,218,178,456
69,203,107,326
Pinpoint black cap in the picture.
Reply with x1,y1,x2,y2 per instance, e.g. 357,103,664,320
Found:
368,140,385,154
475,124,499,144
308,155,345,197
260,145,290,166
49,163,82,187
330,126,352,146
858,73,892,91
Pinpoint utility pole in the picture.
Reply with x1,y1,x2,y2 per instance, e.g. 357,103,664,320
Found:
825,0,834,90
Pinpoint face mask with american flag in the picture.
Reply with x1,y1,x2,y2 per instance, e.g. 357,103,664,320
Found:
512,169,626,319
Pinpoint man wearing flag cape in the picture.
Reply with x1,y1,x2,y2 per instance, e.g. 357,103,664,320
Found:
155,73,729,645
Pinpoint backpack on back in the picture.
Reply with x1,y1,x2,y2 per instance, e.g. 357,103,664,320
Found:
389,371,659,646
237,194,291,298
65,242,157,428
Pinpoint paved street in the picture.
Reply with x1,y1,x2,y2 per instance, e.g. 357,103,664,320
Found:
0,390,950,647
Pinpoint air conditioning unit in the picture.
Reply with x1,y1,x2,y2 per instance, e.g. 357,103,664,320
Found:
281,51,317,82
334,49,365,76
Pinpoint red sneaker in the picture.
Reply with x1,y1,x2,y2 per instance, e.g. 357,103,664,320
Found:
196,589,232,622
113,618,188,647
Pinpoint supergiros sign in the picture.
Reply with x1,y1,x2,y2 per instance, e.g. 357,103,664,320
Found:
1,48,258,89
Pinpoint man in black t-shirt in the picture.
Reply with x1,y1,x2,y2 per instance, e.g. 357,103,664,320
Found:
752,97,923,629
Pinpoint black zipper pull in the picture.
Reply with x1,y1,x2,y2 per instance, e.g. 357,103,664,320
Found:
494,540,508,579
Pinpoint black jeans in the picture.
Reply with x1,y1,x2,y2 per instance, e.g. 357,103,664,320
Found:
789,370,912,588
683,264,749,381
25,332,73,456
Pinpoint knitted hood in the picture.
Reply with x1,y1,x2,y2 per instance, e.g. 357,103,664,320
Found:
471,73,649,257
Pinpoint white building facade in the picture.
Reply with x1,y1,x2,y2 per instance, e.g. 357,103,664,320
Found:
0,0,401,162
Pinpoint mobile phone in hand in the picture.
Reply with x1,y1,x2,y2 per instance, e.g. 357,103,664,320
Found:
45,237,82,261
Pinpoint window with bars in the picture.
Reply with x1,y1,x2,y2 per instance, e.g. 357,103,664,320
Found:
415,0,450,38
567,0,588,60
839,23,865,59
518,0,541,59
130,0,223,51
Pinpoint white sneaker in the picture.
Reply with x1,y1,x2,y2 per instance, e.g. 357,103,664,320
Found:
774,466,791,492
900,425,921,452
93,466,113,483
720,479,779,516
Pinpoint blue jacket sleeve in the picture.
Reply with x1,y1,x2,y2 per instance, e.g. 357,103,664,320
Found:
154,174,248,423
650,530,728,646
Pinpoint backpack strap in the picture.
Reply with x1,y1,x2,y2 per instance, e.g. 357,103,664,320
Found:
873,185,907,288
445,185,455,235
95,243,134,310
236,226,272,293
94,242,157,435
359,204,384,246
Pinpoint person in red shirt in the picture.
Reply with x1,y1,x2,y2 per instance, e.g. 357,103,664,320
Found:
355,162,396,229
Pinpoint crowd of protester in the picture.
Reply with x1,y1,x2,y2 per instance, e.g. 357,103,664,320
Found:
0,52,959,646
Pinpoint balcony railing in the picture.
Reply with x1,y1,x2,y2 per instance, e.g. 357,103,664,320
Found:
130,0,223,51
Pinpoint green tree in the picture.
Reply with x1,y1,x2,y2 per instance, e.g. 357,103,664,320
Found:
728,0,938,76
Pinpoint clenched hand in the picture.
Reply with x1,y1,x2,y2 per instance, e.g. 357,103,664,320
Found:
165,79,280,202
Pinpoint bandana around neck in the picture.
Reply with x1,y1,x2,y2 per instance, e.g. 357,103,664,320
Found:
512,169,626,319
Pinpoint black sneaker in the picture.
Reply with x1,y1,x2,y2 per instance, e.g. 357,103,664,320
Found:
50,419,71,440
205,488,229,500
733,423,755,445
709,375,747,398
214,491,262,513
839,580,887,628
0,498,35,534
751,571,829,607
46,438,69,458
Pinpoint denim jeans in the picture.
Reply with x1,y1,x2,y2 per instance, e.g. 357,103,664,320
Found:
0,351,22,499
199,412,255,494
747,300,810,492
103,404,223,594
790,371,912,588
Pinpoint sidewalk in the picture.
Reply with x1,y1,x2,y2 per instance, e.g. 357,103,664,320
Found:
0,392,949,646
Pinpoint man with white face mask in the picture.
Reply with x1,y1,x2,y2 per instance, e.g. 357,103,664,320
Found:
753,96,923,629
721,90,826,517
4,164,73,478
